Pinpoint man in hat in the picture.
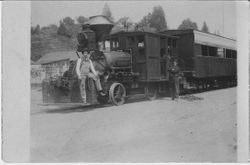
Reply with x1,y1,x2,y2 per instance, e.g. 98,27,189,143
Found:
76,50,105,104
168,58,180,100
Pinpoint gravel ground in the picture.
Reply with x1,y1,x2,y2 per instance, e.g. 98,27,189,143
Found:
31,87,237,162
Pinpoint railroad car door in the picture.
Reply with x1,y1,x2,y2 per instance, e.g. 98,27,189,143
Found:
160,37,168,79
146,34,161,80
126,35,139,76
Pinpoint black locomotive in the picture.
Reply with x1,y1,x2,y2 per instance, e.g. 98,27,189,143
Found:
42,15,237,106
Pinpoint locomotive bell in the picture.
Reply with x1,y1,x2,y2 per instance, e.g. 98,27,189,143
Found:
84,15,114,42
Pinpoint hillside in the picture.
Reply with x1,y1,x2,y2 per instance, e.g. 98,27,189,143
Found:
31,24,81,62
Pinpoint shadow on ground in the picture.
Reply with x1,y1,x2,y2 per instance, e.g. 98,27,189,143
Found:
31,87,234,115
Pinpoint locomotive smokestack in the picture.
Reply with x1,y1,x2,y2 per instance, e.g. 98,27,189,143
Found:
84,15,114,42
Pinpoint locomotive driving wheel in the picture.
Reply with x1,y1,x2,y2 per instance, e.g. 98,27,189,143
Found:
109,83,126,106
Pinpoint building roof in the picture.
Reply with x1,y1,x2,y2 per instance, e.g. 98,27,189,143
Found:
36,51,78,64
161,29,236,50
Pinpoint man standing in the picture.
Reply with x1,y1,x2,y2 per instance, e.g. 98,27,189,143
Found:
168,59,180,100
76,50,105,104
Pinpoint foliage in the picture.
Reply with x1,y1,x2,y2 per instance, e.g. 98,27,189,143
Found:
31,16,82,61
62,17,75,27
102,3,114,22
137,6,167,32
137,13,151,28
57,17,82,38
201,21,209,33
76,16,89,25
150,6,167,31
178,18,198,30
116,17,133,31
57,21,72,38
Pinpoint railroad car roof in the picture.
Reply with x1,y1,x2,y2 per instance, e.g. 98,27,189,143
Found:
109,31,179,39
36,51,78,65
161,29,236,50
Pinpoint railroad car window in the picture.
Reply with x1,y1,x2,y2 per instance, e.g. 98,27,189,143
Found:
232,50,237,59
201,45,208,56
160,48,167,58
226,49,232,58
111,38,119,49
116,41,119,48
217,48,224,58
160,38,166,48
168,39,172,47
160,61,166,79
208,46,217,57
223,48,226,58
104,40,110,51
172,39,176,48
127,36,135,46
195,44,202,56
137,35,145,48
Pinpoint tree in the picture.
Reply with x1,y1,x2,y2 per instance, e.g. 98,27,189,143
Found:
201,21,209,33
149,6,167,32
102,3,113,22
116,17,133,31
57,21,71,37
178,18,198,30
137,13,157,32
138,13,151,28
62,17,75,27
76,16,88,25
58,16,82,38
137,6,167,32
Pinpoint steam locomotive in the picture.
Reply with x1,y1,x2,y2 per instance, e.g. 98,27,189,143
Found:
42,15,237,106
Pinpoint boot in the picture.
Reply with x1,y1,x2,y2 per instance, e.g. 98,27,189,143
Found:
99,90,106,96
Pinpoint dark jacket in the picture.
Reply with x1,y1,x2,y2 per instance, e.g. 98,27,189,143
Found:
168,64,180,82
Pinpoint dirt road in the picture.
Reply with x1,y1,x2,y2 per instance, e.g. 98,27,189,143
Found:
31,87,237,162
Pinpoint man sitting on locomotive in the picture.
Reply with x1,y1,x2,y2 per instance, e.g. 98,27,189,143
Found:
76,50,106,104
168,58,180,100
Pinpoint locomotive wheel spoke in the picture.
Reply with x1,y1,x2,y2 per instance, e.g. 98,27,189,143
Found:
109,83,126,106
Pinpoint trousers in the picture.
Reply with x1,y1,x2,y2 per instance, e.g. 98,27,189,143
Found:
87,73,102,91
79,76,87,103
79,73,103,103
170,78,180,100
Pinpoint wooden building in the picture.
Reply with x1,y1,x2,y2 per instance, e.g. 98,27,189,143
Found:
37,51,78,79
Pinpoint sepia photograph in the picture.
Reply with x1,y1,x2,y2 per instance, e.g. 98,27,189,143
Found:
2,1,249,163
